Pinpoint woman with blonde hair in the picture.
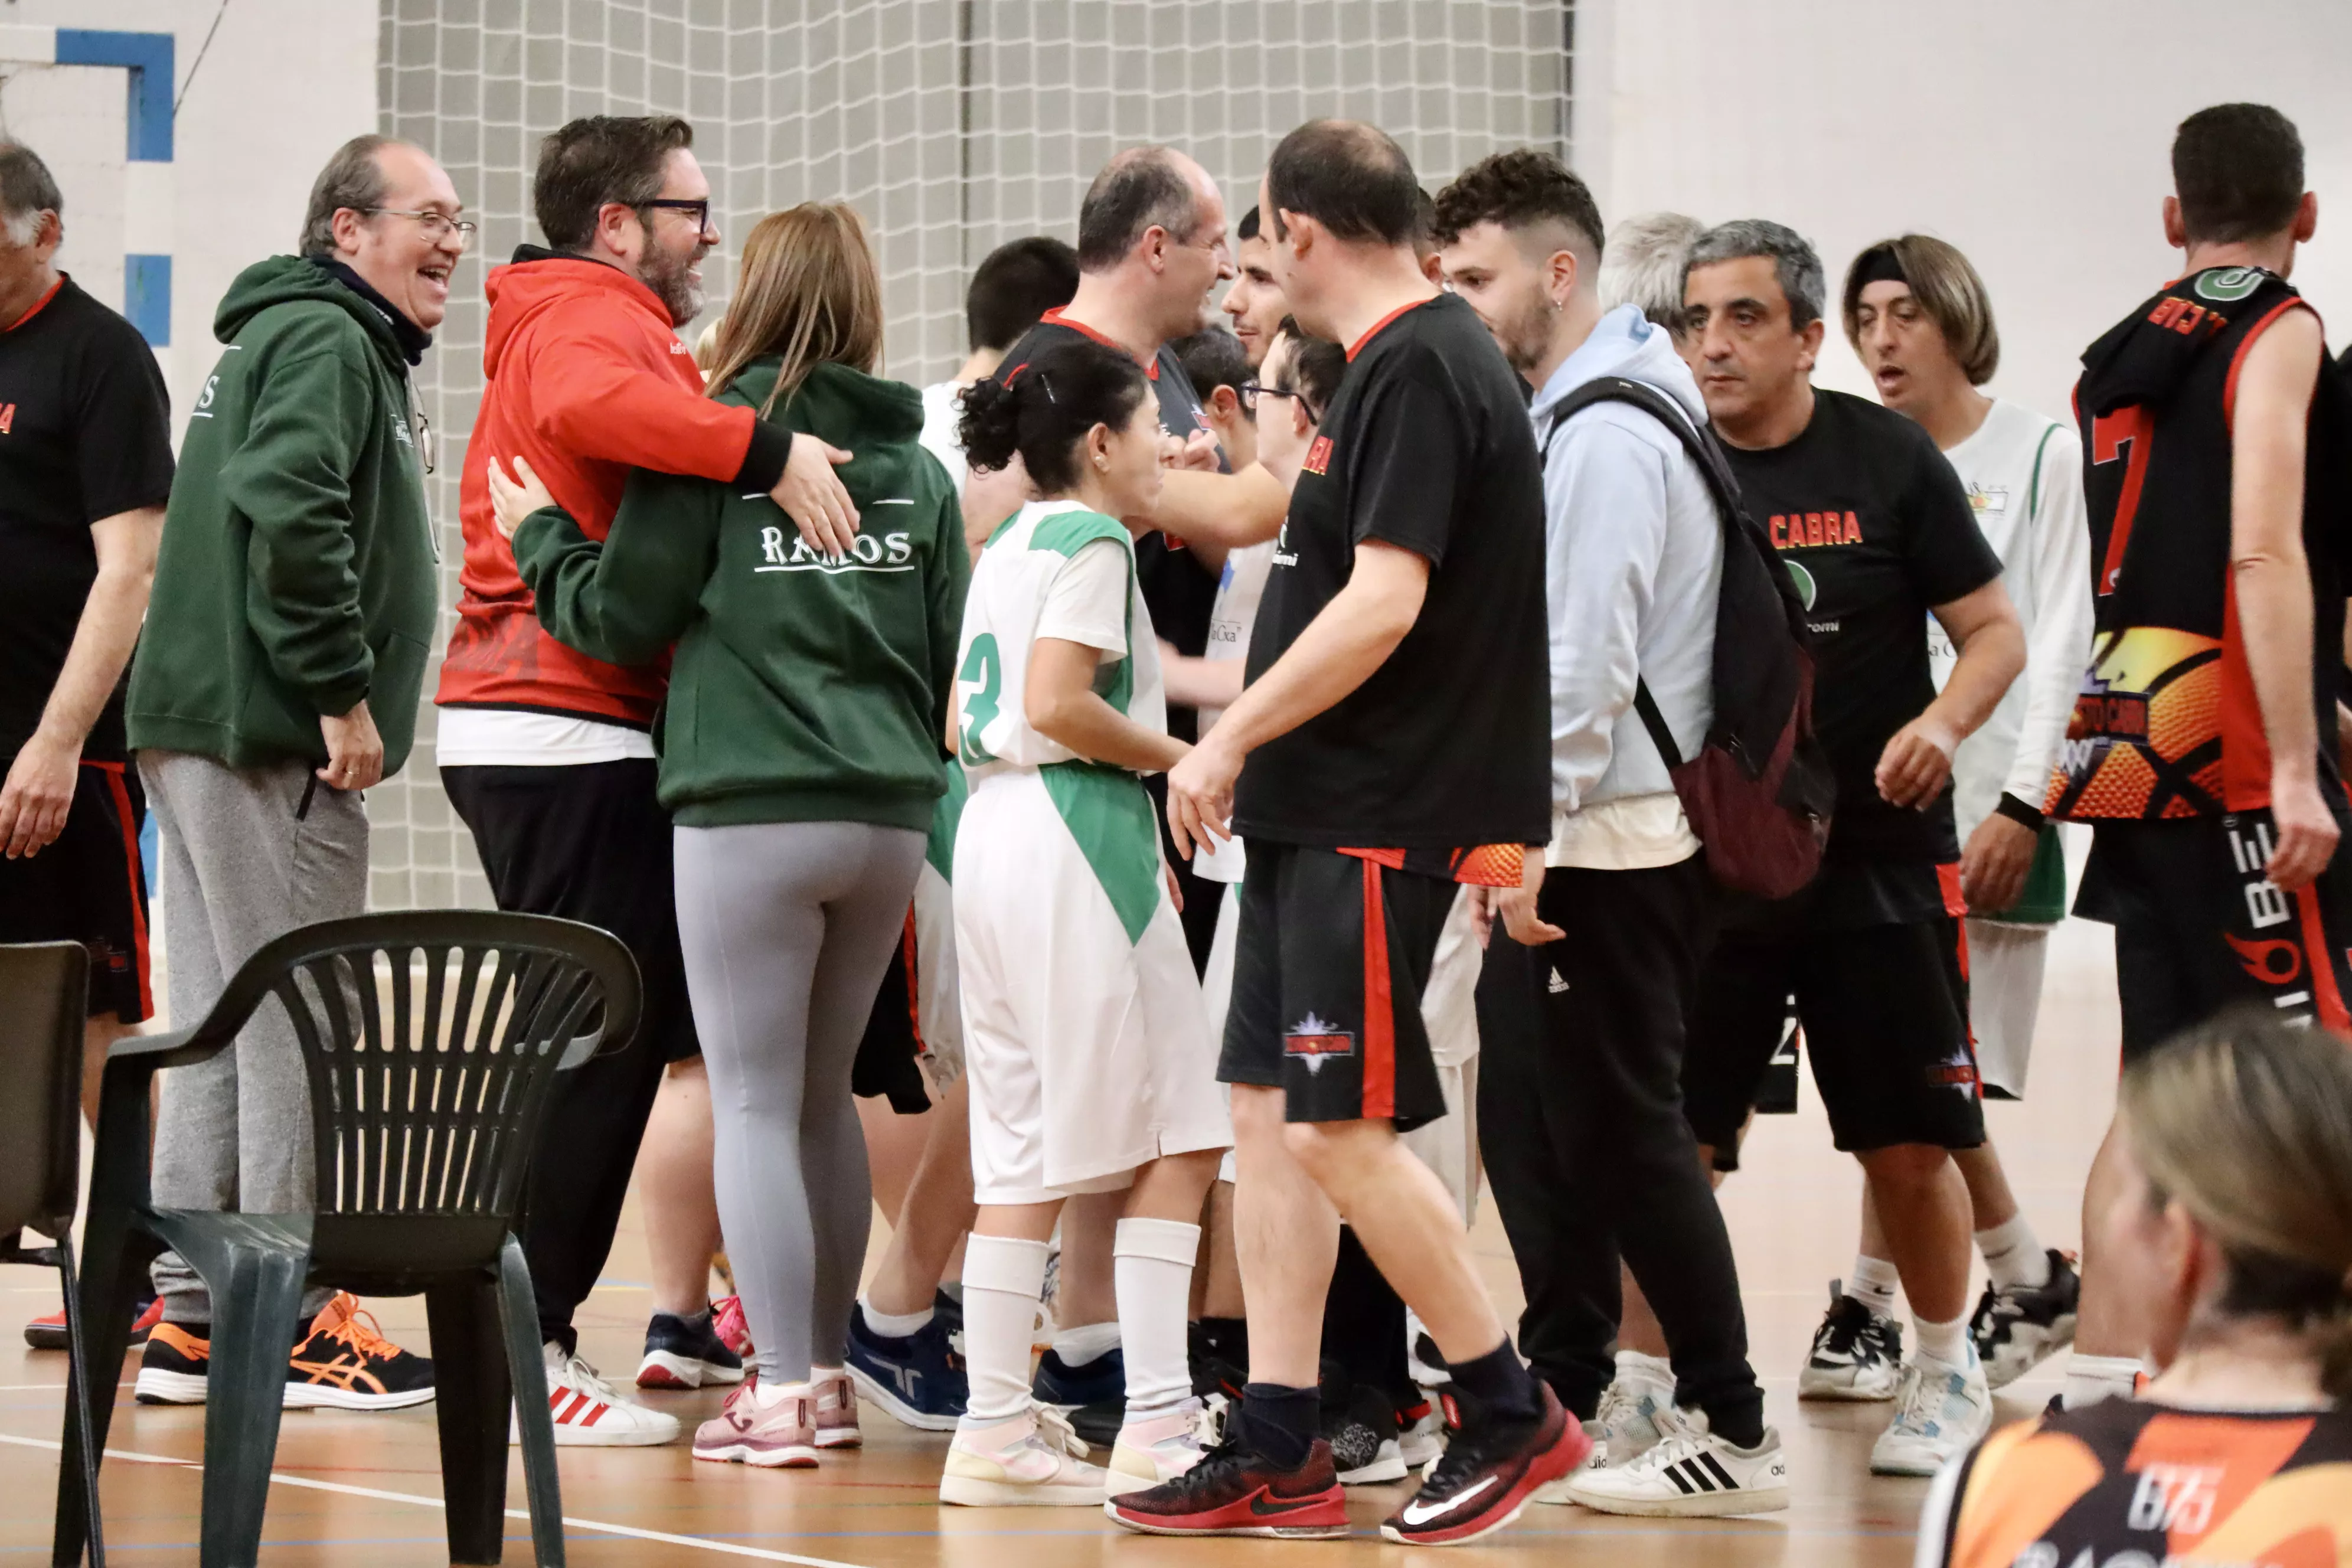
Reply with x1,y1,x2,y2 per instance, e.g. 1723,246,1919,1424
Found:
488,201,968,1468
1916,1010,2352,1564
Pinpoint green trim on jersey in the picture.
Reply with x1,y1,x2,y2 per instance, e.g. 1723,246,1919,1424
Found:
926,760,969,881
1041,760,1162,944
2027,422,2061,521
1027,507,1129,557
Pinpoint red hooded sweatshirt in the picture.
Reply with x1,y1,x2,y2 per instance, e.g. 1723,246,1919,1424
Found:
435,250,791,726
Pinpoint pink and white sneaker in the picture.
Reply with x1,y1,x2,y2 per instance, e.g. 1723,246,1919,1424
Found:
939,1404,1106,1506
693,1377,819,1468
812,1367,861,1449
1106,1397,1216,1496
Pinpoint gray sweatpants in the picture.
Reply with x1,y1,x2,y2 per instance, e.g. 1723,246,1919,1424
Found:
674,820,924,1383
142,751,368,1323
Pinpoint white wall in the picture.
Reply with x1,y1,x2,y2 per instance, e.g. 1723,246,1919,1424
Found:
0,0,375,434
1576,0,2352,424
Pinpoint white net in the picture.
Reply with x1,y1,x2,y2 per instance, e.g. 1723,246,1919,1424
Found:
373,0,1573,909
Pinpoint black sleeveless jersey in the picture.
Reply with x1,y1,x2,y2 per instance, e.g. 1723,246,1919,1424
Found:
2045,266,2349,821
1919,1397,2352,1568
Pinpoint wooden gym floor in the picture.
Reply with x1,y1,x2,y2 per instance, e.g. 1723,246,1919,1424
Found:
0,912,2119,1564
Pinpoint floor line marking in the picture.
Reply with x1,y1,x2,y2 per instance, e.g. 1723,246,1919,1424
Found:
0,1433,872,1567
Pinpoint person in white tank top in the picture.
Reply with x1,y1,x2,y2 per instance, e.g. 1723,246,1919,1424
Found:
1843,236,2094,1394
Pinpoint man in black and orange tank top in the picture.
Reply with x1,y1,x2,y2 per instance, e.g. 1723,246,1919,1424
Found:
2050,103,2352,1412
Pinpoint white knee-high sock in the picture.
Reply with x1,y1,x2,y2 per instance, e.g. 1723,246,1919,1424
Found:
1115,1217,1201,1417
961,1236,1051,1426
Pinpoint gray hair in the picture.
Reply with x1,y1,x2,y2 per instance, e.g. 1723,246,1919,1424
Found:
1687,218,1826,329
1076,147,1203,272
0,142,63,248
298,134,398,258
1599,211,1704,335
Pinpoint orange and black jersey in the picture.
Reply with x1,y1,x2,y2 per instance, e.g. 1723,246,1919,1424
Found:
2048,267,2351,822
1918,1398,2352,1568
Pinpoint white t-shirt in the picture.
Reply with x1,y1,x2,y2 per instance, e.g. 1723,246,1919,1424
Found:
1928,398,2093,839
1192,540,1275,883
952,500,1164,777
919,380,969,498
434,707,658,767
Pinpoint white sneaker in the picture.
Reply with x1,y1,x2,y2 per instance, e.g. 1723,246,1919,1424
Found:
1869,1345,1992,1476
1106,1397,1216,1496
1798,1283,1906,1402
940,1403,1106,1506
1566,1406,1790,1517
513,1341,681,1448
1397,1396,1445,1469
1538,1358,1675,1502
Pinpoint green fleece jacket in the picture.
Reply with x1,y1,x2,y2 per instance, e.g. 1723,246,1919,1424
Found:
510,357,967,831
127,256,437,773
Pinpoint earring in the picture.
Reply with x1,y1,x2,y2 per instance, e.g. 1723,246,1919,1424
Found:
1096,455,1108,469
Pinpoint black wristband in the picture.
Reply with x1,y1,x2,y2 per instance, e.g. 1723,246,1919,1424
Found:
1992,792,2045,830
733,419,793,494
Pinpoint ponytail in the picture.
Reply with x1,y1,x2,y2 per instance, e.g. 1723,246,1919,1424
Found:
956,338,1150,494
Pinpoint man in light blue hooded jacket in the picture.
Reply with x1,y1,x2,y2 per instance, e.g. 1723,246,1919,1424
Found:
1435,151,1786,1519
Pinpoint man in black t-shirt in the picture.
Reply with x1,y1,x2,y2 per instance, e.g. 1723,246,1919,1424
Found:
0,144,172,1133
1112,121,1570,1550
1678,221,2024,1480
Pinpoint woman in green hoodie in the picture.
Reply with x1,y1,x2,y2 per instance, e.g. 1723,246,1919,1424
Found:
487,202,966,1466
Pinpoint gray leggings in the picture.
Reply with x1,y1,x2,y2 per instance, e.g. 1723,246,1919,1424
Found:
674,819,925,1382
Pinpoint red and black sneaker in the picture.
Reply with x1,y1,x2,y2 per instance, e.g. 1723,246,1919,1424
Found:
1105,1433,1350,1538
1380,1382,1589,1547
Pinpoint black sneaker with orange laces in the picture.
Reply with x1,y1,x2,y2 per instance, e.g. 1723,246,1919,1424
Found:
284,1293,436,1411
1105,1433,1350,1538
1379,1382,1588,1547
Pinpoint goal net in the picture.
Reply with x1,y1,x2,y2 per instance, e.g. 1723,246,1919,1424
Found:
373,0,1574,909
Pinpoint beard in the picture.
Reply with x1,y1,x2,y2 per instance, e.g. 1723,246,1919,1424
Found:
1497,285,1557,377
643,240,709,327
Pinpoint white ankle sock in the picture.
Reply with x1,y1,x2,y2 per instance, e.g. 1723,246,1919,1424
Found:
859,1294,935,1339
962,1236,1052,1424
748,1377,808,1411
1914,1311,1967,1367
1052,1318,1122,1367
2063,1354,2144,1410
1847,1256,1901,1318
1115,1217,1201,1417
1975,1214,2050,1291
1613,1348,1673,1386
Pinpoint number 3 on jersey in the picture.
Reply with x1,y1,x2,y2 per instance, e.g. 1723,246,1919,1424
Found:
958,633,1002,765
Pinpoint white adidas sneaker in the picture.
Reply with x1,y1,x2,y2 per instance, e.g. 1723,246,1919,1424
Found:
1537,1356,1674,1504
1869,1344,1992,1477
512,1340,681,1448
1566,1406,1789,1517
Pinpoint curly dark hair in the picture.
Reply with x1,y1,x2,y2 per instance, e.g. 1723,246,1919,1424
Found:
1432,148,1603,258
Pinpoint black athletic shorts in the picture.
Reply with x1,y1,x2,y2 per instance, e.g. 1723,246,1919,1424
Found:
0,758,151,1023
2076,810,2352,1061
1683,913,1983,1167
442,759,700,1063
854,905,934,1114
1217,842,1454,1129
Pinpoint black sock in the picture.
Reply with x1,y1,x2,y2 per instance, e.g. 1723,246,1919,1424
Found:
1446,1340,1540,1423
1706,1396,1766,1450
1237,1382,1319,1469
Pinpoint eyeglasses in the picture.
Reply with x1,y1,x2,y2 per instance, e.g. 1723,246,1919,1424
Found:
1240,381,1306,414
641,198,715,236
360,208,478,250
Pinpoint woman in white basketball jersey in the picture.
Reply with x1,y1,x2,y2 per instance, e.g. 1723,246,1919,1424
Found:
940,337,1231,1507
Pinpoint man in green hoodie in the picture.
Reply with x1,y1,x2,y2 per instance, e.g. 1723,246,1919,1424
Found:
121,135,456,1412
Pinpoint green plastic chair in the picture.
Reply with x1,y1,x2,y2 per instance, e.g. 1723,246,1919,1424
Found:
1,943,106,1568
54,911,641,1568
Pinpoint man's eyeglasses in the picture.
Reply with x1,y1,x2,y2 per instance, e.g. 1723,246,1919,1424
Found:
1240,381,1309,417
641,198,716,236
360,209,478,250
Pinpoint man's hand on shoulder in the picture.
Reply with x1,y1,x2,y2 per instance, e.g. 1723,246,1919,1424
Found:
772,436,860,558
319,699,386,794
0,731,81,859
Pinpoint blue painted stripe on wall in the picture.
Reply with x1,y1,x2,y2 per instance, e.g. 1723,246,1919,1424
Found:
54,29,174,162
125,254,171,345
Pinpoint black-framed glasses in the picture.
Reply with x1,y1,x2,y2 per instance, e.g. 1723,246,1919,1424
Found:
640,198,714,236
360,208,478,250
1240,381,1306,416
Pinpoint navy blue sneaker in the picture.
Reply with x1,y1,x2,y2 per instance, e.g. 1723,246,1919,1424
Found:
636,1306,746,1390
846,1304,966,1431
1033,1344,1125,1407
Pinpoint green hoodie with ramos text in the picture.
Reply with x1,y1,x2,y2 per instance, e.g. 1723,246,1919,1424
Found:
509,356,966,830
126,256,438,773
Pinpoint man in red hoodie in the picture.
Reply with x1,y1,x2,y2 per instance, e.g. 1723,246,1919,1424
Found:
437,115,856,1445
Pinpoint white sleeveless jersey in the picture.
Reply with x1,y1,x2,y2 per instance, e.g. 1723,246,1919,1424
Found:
952,500,1165,778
